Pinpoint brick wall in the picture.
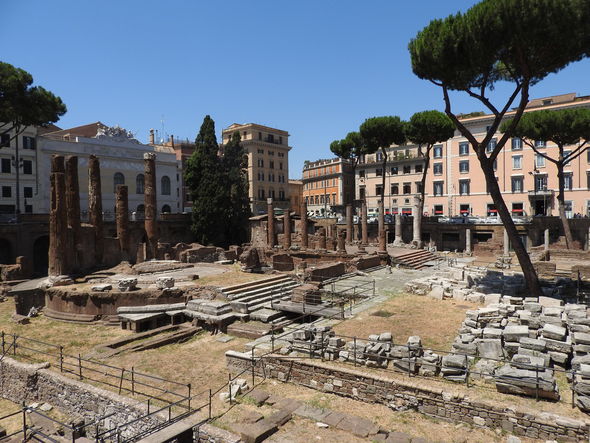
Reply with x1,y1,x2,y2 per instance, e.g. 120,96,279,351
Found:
226,351,590,441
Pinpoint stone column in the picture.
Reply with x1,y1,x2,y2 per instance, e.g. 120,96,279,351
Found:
412,196,421,247
394,213,403,245
267,198,276,247
88,154,103,266
337,229,346,253
465,228,472,254
283,210,291,249
300,201,308,248
65,155,81,271
378,199,386,252
116,185,130,261
346,204,353,245
544,228,550,252
318,227,327,250
503,228,510,255
144,153,158,260
49,155,68,276
361,201,368,246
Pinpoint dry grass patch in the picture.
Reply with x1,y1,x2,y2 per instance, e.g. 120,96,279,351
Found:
196,264,272,287
333,293,477,350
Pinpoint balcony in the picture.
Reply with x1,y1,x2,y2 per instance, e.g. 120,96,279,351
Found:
528,189,553,197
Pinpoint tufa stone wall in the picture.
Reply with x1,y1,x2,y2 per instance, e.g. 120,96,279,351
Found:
0,357,163,438
226,351,590,441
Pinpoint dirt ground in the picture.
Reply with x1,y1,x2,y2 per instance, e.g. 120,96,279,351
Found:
333,292,478,350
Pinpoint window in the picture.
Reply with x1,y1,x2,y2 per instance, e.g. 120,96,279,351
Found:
415,164,423,173
162,204,171,213
459,160,469,173
114,172,125,192
535,154,545,168
512,155,522,169
320,195,324,204
22,136,36,150
376,152,383,162
359,170,365,178
270,161,275,169
433,145,443,158
511,176,523,193
22,160,32,175
161,175,171,195
403,183,412,194
535,140,546,148
486,138,497,153
433,181,444,196
391,184,399,195
135,174,144,194
257,159,264,167
564,173,573,191
279,162,283,170
258,189,265,200
433,204,444,215
1,158,10,173
512,202,524,215
433,163,443,175
459,179,470,195
0,134,10,147
416,182,423,194
24,187,33,198
375,185,383,196
535,175,548,192
359,187,366,200
403,165,411,174
258,132,262,140
511,138,523,150
376,168,382,177
278,152,285,158
279,189,285,200
2,186,11,198
279,136,283,145
493,159,497,171
587,172,590,189
564,150,572,161
314,195,319,204
391,166,398,175
257,149,264,154
459,204,470,216
487,203,497,216
459,142,469,156
268,135,275,144
565,201,573,218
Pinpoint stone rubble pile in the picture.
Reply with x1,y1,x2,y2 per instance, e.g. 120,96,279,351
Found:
405,266,529,303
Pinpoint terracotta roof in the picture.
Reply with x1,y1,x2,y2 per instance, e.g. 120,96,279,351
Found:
43,121,106,138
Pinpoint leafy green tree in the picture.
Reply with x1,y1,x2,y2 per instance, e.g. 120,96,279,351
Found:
502,108,590,248
360,116,406,233
408,0,590,297
0,61,66,215
222,131,251,245
330,131,368,203
406,110,455,245
185,115,227,246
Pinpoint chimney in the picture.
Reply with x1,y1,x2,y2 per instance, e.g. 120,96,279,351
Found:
149,129,155,145
170,135,175,148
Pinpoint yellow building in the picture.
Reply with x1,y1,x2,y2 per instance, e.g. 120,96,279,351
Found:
222,123,291,214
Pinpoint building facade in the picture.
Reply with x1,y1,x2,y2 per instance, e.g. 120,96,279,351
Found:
222,123,291,215
288,179,303,215
353,93,590,219
302,158,354,216
37,123,180,217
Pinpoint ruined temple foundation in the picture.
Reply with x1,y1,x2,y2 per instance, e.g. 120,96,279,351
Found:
300,201,308,248
144,153,158,260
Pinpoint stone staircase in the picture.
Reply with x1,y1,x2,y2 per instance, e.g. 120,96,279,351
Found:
392,249,437,270
221,275,300,322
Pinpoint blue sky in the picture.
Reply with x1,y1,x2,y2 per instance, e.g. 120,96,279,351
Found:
2,0,589,177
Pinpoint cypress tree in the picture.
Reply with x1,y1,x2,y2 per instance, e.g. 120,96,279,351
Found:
185,115,227,245
222,132,252,245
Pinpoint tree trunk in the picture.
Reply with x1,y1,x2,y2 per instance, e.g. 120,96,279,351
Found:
481,158,542,298
415,146,431,246
556,164,574,249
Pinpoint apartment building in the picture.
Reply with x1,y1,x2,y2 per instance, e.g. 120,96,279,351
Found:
354,93,590,219
288,179,303,215
302,157,354,216
356,146,426,217
222,123,291,215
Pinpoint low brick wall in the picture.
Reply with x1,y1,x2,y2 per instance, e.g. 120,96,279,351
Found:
226,351,590,441
0,357,164,438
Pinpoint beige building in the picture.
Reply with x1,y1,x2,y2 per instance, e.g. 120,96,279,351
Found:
288,179,303,215
355,93,590,220
222,123,291,214
302,158,354,216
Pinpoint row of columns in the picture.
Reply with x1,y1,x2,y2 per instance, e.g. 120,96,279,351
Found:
48,153,159,276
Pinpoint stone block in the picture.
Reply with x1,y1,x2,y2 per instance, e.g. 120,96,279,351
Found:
155,277,175,289
476,339,504,359
117,278,137,292
542,324,567,341
503,325,529,342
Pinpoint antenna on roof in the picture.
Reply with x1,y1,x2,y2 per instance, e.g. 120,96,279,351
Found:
160,115,166,144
